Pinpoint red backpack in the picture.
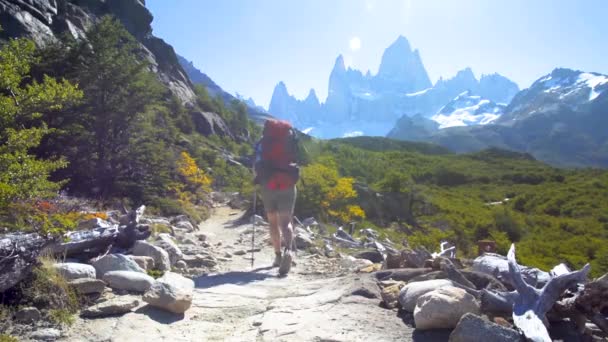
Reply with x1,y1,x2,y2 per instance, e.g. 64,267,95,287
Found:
254,119,300,188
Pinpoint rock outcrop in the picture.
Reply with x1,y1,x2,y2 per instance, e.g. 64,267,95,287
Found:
0,0,233,137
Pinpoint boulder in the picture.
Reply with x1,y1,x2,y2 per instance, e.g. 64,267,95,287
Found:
174,221,195,232
81,295,140,318
449,313,522,342
129,255,155,271
414,287,480,330
53,262,96,280
102,271,155,292
295,228,314,249
155,234,183,265
132,240,171,271
143,272,194,314
381,282,405,309
175,260,188,270
472,253,550,288
181,254,218,268
68,278,106,295
92,254,145,278
355,250,384,263
398,279,455,312
15,307,41,324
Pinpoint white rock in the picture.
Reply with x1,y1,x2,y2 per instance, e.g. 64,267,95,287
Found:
92,254,145,278
155,233,183,265
128,255,155,271
414,287,480,330
340,256,373,271
103,270,155,292
68,278,106,295
398,279,455,312
143,272,194,314
53,262,96,280
30,328,61,340
175,221,195,231
132,240,171,271
81,295,140,318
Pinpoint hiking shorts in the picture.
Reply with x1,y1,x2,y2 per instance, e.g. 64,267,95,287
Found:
261,185,297,214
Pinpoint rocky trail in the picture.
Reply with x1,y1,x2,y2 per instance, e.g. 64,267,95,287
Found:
59,206,423,342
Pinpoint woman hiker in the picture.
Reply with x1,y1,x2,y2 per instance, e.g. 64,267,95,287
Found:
253,119,302,276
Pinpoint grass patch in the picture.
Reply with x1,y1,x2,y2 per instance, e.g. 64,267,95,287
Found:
147,269,164,279
0,334,19,342
49,309,76,326
18,257,79,326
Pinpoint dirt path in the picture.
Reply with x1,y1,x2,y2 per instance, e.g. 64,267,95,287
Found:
61,206,419,341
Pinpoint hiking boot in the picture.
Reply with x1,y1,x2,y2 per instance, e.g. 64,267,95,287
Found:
278,248,292,276
272,252,282,268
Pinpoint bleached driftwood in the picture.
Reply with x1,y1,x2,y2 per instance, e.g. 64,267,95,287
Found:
507,244,590,342
432,241,456,259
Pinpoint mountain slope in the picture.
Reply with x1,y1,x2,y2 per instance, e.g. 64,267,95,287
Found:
178,54,272,123
389,68,608,168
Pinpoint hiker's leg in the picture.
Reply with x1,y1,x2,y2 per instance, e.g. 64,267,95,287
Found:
266,211,281,254
277,186,296,250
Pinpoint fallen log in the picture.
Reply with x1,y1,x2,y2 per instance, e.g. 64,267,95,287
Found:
47,205,150,259
374,268,433,282
0,233,48,292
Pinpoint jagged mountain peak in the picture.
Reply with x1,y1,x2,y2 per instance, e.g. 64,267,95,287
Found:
305,89,319,103
376,35,432,92
391,35,413,51
333,54,346,73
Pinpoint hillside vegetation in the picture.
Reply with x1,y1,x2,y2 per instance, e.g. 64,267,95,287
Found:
296,137,608,277
0,18,257,235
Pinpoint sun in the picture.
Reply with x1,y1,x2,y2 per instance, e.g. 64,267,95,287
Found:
349,37,361,51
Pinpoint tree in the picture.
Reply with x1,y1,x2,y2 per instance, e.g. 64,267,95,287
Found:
0,34,82,208
34,16,168,199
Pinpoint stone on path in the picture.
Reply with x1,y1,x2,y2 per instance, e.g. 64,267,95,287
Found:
381,282,405,309
413,286,480,330
143,272,194,314
398,279,455,312
15,307,41,324
29,328,61,341
53,262,96,280
92,254,145,278
449,313,522,342
81,296,140,318
103,271,155,292
155,233,184,265
128,255,155,271
132,240,171,271
69,278,106,295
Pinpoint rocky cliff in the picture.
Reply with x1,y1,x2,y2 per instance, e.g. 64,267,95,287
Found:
0,0,246,136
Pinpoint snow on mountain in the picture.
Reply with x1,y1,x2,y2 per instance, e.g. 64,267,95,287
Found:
539,71,608,101
431,91,505,128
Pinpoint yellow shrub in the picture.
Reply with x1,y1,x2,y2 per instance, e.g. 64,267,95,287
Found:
177,151,212,192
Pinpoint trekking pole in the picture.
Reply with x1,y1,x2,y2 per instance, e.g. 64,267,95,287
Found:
251,187,257,268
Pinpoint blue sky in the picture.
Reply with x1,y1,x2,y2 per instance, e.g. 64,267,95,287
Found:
147,0,608,108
